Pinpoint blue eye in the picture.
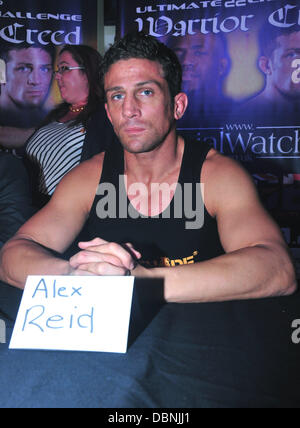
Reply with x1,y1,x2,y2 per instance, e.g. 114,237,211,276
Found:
40,66,52,73
15,65,32,73
286,52,300,59
111,93,124,101
140,89,153,96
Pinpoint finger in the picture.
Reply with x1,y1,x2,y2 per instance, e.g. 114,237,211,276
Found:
77,242,136,270
70,269,97,276
77,262,130,276
98,242,138,270
79,240,141,266
69,250,123,269
77,241,139,270
124,243,142,259
78,238,108,249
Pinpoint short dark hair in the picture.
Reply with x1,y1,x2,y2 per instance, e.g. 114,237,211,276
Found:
101,31,182,101
259,25,300,58
0,43,55,65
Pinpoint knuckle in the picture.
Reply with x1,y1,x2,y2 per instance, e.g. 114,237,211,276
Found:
78,251,89,263
95,263,106,275
124,253,132,266
108,242,118,252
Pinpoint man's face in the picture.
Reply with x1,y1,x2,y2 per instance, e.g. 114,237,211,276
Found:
269,31,300,99
5,47,53,108
104,58,175,154
168,33,225,93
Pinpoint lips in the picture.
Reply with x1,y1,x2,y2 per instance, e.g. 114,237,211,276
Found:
125,127,145,134
26,90,44,96
122,122,147,134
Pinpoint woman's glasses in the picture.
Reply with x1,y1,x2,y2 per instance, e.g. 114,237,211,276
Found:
53,66,85,76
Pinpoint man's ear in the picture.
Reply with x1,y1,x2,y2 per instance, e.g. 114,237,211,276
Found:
174,92,188,120
105,103,113,124
258,56,272,76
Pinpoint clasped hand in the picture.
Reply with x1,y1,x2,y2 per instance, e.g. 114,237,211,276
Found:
69,237,141,276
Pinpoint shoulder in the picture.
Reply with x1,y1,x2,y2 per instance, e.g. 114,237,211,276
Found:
84,106,115,156
0,151,20,166
0,153,27,180
0,152,14,168
51,152,105,214
203,148,249,178
202,149,259,217
58,152,104,189
86,104,110,130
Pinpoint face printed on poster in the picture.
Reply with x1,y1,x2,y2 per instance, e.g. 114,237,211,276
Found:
0,0,97,131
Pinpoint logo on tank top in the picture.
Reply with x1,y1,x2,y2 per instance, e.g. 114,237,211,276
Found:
141,250,199,268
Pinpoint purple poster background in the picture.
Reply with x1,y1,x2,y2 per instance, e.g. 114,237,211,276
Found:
118,0,300,250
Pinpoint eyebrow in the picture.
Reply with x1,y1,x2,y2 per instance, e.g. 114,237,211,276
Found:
57,60,70,66
105,79,164,95
16,61,52,66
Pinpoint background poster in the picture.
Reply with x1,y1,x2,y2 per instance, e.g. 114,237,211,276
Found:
118,0,300,252
0,0,97,148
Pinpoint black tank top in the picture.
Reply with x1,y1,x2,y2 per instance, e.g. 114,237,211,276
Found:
85,140,225,268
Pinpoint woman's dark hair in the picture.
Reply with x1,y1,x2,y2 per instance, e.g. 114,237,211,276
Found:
42,44,103,128
101,32,182,102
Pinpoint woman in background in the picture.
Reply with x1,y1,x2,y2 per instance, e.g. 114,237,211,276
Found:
26,44,115,208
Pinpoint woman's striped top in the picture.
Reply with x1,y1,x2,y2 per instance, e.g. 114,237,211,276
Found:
26,121,86,196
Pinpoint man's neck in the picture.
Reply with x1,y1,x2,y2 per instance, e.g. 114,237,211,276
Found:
123,134,184,185
263,82,300,107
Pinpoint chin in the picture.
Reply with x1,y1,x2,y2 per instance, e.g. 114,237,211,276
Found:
25,101,44,108
123,141,163,155
122,142,147,154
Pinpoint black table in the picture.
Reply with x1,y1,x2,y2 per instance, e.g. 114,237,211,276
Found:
0,281,300,408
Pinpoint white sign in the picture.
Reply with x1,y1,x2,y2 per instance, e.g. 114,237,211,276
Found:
9,275,136,354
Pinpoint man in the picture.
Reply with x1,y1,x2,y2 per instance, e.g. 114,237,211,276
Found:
0,152,34,320
0,152,34,248
165,32,232,128
0,32,296,303
0,43,55,150
237,26,300,124
233,26,300,218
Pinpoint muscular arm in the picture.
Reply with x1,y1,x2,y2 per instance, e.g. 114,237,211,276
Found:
135,151,297,303
0,154,104,289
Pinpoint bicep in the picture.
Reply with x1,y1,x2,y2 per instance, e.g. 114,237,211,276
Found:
16,170,92,254
17,207,83,255
217,197,284,254
205,155,285,253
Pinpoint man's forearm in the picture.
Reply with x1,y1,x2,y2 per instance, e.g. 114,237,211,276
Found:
135,243,297,303
0,237,70,289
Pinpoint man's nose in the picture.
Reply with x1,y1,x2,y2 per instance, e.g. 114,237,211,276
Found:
27,68,41,85
122,94,141,118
